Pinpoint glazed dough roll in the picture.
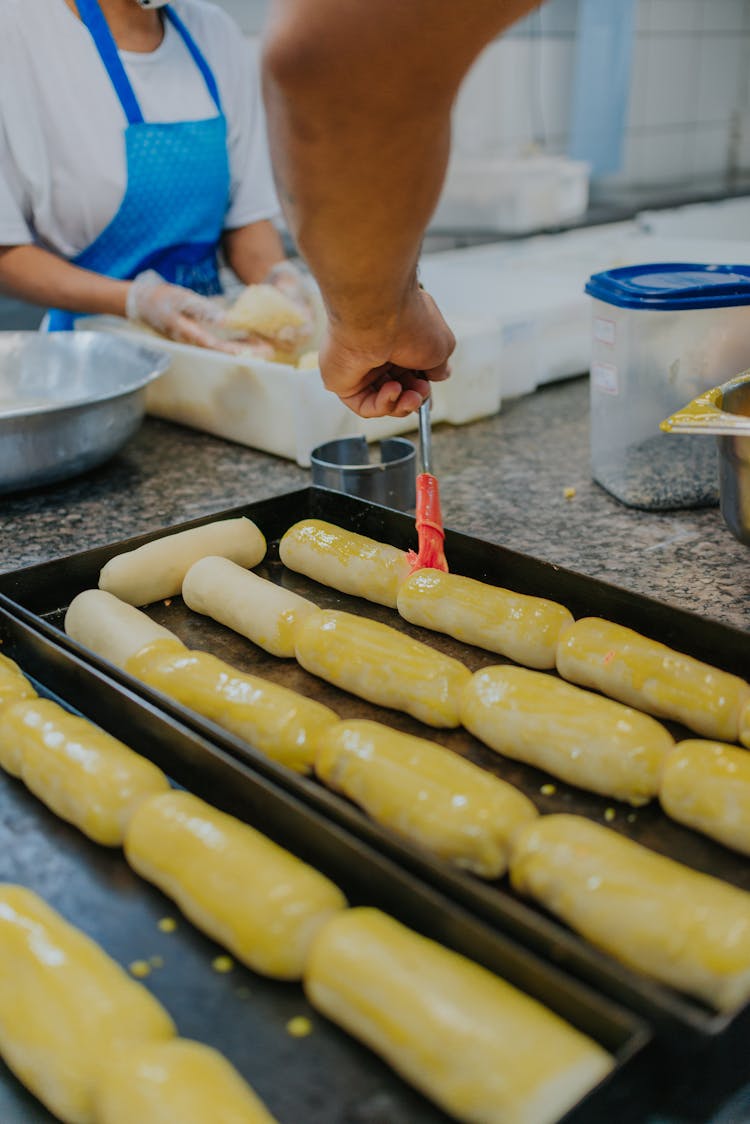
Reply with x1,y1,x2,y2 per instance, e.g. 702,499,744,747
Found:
65,589,180,668
182,555,317,658
510,815,750,1011
461,666,673,805
556,617,750,742
0,885,175,1124
127,638,337,773
0,698,169,844
315,719,537,878
295,609,471,727
397,569,574,670
304,908,613,1124
94,1039,280,1124
98,517,266,606
279,519,411,608
660,739,750,856
0,654,37,710
125,791,347,980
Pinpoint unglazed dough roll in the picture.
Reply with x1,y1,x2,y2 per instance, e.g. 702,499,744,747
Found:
556,617,750,742
65,589,180,668
279,519,411,608
94,1039,280,1124
125,791,347,980
295,609,471,727
0,653,37,710
182,555,317,658
0,885,175,1124
660,739,750,856
315,719,537,878
127,638,337,773
0,698,169,844
304,908,613,1124
98,517,267,606
510,815,750,1011
461,666,673,805
397,569,574,670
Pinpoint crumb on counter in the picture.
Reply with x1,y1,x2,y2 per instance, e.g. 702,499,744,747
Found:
286,1016,313,1038
163,598,172,607
129,960,151,979
212,955,234,974
626,812,638,823
563,487,576,500
540,783,556,796
157,917,177,933
149,955,164,969
604,807,616,822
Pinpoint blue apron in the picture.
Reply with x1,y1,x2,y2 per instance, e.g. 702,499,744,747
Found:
47,0,231,330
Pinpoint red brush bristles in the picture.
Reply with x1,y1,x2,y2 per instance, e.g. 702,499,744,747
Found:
407,472,448,573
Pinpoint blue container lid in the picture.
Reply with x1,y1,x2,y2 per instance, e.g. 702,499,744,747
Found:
585,262,750,310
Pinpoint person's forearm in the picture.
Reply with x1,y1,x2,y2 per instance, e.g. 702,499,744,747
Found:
222,220,286,286
0,244,129,316
262,0,538,344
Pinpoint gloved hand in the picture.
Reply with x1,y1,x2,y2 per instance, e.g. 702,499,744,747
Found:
126,270,247,353
262,259,318,354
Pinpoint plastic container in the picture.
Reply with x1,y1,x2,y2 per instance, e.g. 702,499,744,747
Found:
430,155,590,234
585,263,750,510
75,316,503,466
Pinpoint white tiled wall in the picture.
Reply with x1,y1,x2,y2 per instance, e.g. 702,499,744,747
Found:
215,0,750,191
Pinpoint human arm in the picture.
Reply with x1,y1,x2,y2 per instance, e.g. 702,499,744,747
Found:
0,244,129,317
262,0,539,417
222,219,286,285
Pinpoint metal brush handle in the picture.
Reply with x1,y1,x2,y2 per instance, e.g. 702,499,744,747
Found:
418,397,433,476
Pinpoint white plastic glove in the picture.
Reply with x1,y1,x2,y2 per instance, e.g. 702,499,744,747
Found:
262,259,318,354
126,270,238,352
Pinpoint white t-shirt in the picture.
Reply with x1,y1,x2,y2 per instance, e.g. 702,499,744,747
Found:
0,0,279,260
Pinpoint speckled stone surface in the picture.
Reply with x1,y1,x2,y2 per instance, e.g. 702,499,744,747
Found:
2,375,747,633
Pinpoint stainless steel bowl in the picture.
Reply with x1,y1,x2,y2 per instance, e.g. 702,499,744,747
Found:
717,375,750,546
0,332,168,494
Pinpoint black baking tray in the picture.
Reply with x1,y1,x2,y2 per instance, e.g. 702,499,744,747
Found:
0,603,649,1124
1,487,749,1061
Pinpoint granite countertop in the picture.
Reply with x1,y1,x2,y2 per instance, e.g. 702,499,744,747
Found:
2,375,748,633
1,374,749,1124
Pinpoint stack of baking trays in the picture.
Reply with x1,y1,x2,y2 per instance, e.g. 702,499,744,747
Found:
0,486,748,1124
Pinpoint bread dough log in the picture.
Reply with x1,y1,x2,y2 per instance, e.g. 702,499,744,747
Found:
461,665,673,806
740,698,750,749
0,698,169,844
125,791,347,980
304,908,613,1124
98,517,266,606
0,885,174,1124
397,569,574,670
127,638,337,773
182,555,317,658
295,609,471,727
65,589,181,668
94,1038,280,1124
556,617,750,742
660,739,750,856
510,815,750,1011
315,719,537,878
279,519,411,608
224,283,306,336
0,652,37,710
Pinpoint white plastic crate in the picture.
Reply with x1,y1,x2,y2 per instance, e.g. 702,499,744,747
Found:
75,316,503,466
431,155,590,234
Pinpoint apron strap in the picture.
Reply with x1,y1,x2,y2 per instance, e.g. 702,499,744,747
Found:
165,7,223,114
75,0,145,126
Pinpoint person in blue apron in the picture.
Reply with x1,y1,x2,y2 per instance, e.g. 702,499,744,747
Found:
0,0,312,353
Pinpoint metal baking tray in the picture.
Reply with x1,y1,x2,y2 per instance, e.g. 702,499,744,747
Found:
1,487,749,1060
0,604,648,1124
